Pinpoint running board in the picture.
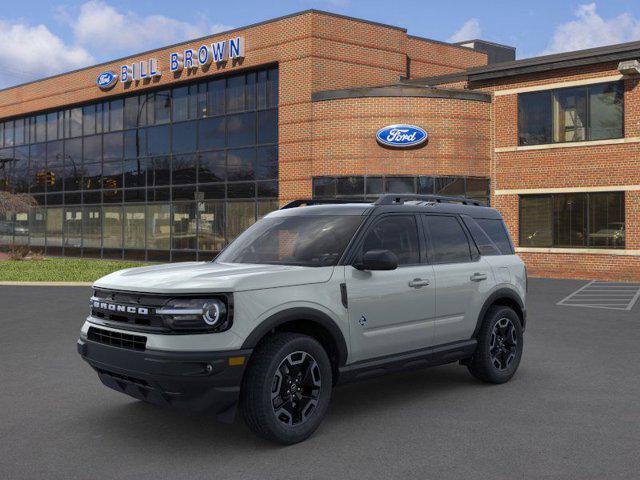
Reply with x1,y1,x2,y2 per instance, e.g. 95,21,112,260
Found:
337,339,477,384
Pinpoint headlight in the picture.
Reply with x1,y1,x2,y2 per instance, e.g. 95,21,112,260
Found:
157,297,230,332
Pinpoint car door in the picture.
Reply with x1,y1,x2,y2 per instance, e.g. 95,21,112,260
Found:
345,214,436,363
422,214,493,345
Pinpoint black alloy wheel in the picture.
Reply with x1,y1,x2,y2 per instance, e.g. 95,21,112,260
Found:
240,332,332,444
271,351,322,426
489,317,518,371
467,305,523,384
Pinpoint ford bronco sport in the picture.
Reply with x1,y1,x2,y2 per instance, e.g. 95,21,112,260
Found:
78,194,526,444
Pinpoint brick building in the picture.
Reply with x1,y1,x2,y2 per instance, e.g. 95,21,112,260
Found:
0,9,638,280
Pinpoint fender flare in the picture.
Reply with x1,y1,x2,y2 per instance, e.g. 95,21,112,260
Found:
472,288,526,338
241,307,349,367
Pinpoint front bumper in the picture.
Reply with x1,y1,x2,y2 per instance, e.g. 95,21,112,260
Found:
77,338,252,423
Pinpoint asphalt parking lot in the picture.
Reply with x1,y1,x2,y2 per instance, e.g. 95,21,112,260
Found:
2,278,640,480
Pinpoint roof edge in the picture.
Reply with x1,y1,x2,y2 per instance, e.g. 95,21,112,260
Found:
468,39,640,81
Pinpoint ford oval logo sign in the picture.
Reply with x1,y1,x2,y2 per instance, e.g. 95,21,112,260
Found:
96,71,118,90
376,124,428,148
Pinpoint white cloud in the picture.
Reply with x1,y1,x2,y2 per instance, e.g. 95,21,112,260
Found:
543,3,640,54
448,18,481,43
68,1,233,57
0,1,234,88
0,20,93,88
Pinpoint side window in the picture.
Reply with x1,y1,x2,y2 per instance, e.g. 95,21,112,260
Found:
424,215,472,264
361,215,420,265
462,216,501,256
475,218,514,254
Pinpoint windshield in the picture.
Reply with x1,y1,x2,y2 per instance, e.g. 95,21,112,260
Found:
216,215,364,267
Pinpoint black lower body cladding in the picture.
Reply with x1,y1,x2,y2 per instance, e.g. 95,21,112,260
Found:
77,337,252,423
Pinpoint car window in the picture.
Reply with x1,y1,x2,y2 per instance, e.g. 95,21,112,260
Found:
361,215,420,265
216,215,364,267
462,216,501,256
424,215,472,264
475,218,514,255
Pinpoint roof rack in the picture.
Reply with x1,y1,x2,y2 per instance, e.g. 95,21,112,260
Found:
374,194,484,206
280,199,372,209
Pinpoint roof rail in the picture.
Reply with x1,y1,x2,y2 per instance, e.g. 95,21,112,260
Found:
280,199,372,209
374,194,484,206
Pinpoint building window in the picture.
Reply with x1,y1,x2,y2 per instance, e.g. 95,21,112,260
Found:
313,175,490,205
518,82,623,145
519,192,625,248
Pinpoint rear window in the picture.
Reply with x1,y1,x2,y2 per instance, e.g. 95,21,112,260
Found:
469,217,514,255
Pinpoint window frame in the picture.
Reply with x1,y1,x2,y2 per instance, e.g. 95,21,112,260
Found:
517,81,624,146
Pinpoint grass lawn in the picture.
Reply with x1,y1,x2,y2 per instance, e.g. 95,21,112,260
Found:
0,258,150,282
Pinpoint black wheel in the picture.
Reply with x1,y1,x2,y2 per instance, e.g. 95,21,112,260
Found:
467,306,523,384
240,333,332,444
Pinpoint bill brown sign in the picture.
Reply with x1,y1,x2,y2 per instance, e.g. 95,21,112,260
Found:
97,36,245,89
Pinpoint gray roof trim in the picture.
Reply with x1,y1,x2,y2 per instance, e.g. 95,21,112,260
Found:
0,9,406,94
312,84,491,102
401,71,469,86
468,40,640,81
453,39,516,51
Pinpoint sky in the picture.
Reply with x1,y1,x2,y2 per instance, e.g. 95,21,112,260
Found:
1,0,640,88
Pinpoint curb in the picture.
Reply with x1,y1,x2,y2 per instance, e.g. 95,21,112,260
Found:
0,281,94,287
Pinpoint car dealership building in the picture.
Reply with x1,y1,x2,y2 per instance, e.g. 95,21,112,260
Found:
0,10,639,280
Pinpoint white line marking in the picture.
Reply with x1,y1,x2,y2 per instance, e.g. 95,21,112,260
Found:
557,280,594,305
626,286,640,311
557,280,640,310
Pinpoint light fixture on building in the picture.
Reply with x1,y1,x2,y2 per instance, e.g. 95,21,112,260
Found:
617,60,640,75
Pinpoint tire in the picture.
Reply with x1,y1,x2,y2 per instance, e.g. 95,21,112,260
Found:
240,333,333,444
467,306,523,384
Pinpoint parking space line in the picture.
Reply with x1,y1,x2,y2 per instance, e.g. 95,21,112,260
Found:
557,281,640,311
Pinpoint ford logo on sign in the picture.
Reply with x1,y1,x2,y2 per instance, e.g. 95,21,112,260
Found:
376,124,428,148
96,71,118,90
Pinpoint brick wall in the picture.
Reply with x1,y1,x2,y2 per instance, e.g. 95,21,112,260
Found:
479,63,640,281
406,37,487,79
309,95,491,185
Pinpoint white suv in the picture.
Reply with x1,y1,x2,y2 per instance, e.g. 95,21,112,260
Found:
78,195,527,444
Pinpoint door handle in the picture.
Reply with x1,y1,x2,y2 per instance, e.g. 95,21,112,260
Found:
408,278,430,288
470,272,488,282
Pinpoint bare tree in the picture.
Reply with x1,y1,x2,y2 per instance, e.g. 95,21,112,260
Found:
0,191,37,216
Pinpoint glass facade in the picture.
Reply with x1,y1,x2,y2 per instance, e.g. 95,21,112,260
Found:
313,175,490,205
520,192,625,249
0,66,279,260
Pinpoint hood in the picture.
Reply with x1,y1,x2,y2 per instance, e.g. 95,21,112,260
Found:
93,262,335,294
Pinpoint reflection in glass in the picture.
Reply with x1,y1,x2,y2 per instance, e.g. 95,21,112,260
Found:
172,202,197,250
64,207,83,248
147,204,170,250
29,207,46,247
227,148,255,181
83,206,101,248
124,205,145,249
198,201,225,252
227,201,256,241
46,207,63,247
103,206,123,248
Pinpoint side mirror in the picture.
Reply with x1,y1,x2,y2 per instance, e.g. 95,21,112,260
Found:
355,249,399,271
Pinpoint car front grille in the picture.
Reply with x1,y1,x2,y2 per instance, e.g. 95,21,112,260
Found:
90,289,168,331
88,326,147,351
